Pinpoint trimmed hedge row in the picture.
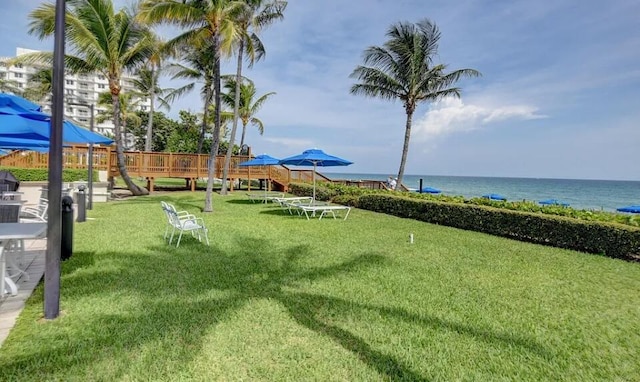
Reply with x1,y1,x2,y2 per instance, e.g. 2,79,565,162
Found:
356,194,640,261
0,167,96,182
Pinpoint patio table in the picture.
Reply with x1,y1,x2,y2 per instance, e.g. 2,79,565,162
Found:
0,223,47,296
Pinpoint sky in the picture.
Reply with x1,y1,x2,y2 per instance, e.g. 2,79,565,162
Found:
2,0,640,181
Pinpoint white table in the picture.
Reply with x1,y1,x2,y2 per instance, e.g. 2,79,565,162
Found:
0,223,47,296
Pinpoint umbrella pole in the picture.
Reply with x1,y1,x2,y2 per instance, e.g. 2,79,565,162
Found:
313,162,316,201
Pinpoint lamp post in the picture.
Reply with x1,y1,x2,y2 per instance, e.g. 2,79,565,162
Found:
67,101,94,210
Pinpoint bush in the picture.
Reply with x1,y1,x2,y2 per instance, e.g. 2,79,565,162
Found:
357,194,640,261
288,182,337,201
0,167,97,182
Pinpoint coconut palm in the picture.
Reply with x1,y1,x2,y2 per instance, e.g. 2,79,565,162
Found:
131,66,173,151
164,43,217,154
22,68,53,103
350,19,480,190
96,92,142,150
138,0,244,211
221,77,274,147
26,0,155,195
133,32,173,152
0,77,24,96
219,0,286,195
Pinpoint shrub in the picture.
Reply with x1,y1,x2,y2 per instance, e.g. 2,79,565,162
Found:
0,167,96,182
288,182,337,201
357,194,640,261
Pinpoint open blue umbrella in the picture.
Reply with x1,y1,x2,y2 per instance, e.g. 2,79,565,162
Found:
483,193,507,201
0,93,41,114
279,148,353,200
539,199,570,207
0,136,53,150
416,186,441,194
616,205,640,213
238,154,280,167
0,93,112,145
239,154,281,198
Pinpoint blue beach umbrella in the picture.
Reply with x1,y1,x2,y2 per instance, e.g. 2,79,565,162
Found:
279,148,353,200
483,193,507,201
239,154,281,196
616,205,640,213
539,199,570,207
0,93,112,145
416,186,441,194
0,136,53,150
238,154,280,167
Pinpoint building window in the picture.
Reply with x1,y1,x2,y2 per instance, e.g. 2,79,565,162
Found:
79,92,89,98
98,75,105,80
65,89,74,95
66,79,74,85
14,73,22,78
66,107,74,113
98,84,106,89
79,118,88,123
15,64,23,69
140,106,147,111
17,83,23,88
0,73,5,78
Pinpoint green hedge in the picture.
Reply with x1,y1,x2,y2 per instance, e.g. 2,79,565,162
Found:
356,194,640,261
0,167,96,182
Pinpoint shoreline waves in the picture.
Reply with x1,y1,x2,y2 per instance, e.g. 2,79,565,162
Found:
323,173,640,212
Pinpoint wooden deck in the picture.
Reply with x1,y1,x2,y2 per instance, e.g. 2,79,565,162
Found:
0,146,342,192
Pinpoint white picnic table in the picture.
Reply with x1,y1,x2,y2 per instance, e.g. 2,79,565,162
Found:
0,223,47,296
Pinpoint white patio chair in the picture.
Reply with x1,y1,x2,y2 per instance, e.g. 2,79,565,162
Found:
161,201,209,247
20,198,48,222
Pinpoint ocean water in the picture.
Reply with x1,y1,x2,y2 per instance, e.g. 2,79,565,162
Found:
323,173,640,212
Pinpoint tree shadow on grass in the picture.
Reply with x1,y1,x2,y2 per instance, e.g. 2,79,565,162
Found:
0,233,553,380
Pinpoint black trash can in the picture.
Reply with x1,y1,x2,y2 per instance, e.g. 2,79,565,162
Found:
0,170,19,192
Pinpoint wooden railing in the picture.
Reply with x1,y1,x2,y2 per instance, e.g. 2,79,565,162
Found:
0,146,359,192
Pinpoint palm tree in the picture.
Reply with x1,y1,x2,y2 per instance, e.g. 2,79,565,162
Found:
164,43,217,154
26,0,155,195
138,0,244,211
96,92,142,150
221,77,274,147
22,68,53,103
350,19,480,189
0,77,24,96
220,0,286,195
131,66,173,151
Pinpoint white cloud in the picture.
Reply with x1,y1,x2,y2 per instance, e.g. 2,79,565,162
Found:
413,97,545,141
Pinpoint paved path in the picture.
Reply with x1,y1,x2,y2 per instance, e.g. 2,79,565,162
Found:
0,239,46,347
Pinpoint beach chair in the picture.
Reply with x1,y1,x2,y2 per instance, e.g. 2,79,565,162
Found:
161,201,209,247
297,204,352,220
19,198,48,222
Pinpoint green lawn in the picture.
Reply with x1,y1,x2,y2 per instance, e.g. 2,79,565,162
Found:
1,192,639,381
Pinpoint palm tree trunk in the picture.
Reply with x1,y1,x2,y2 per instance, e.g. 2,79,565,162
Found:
239,121,247,149
396,109,414,190
197,79,212,154
111,89,147,196
220,41,245,195
204,32,223,212
145,66,155,152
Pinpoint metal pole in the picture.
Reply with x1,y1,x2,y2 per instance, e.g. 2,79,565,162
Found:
45,0,65,320
88,103,94,210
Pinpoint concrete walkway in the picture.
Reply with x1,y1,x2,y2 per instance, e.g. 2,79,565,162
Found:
0,238,46,347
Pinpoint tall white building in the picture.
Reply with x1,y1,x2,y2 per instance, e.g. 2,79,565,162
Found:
0,47,150,149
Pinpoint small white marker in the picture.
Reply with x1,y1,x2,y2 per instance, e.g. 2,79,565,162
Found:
409,233,414,244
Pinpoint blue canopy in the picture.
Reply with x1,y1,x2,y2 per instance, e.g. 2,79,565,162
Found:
0,93,112,145
616,205,640,213
539,199,570,207
483,193,507,201
279,148,352,200
0,136,53,150
416,186,441,194
0,93,41,114
279,148,353,167
239,154,280,167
